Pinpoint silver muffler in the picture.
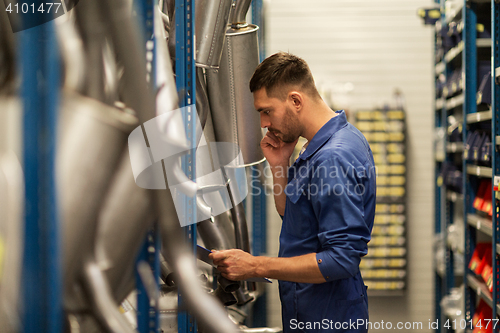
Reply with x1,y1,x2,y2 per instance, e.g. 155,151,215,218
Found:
58,91,138,311
100,1,240,331
206,0,264,167
195,0,233,69
94,150,155,303
0,150,24,333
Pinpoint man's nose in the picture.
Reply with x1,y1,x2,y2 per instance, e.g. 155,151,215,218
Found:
260,114,270,128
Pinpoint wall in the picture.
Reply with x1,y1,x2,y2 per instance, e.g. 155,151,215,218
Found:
263,1,435,332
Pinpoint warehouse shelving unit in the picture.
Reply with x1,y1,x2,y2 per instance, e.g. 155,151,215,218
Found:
134,0,161,332
249,0,269,328
174,0,198,331
16,0,268,332
431,0,499,332
354,110,408,295
20,17,63,333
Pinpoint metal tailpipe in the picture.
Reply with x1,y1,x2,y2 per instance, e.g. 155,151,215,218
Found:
196,67,210,132
0,0,16,94
101,0,239,330
81,261,135,333
57,92,138,311
218,275,240,293
229,201,251,253
0,151,24,333
94,150,156,303
54,12,86,94
233,288,254,306
229,0,252,28
157,190,239,333
226,172,256,299
195,0,233,68
74,0,106,102
206,24,264,167
197,217,231,252
101,0,156,125
213,286,237,306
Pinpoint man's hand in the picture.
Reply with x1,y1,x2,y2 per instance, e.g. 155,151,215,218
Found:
260,131,298,168
209,249,260,281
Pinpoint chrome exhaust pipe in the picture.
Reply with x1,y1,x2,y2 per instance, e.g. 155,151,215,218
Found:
82,261,135,333
0,150,24,333
54,2,86,94
206,0,264,167
230,0,252,28
157,189,239,333
94,150,155,303
58,92,138,311
0,0,16,94
213,286,238,306
195,0,233,69
101,1,240,330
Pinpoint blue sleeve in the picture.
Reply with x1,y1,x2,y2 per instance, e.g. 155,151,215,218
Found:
311,157,372,281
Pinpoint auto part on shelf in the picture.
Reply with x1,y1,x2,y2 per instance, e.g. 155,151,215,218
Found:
195,0,233,69
214,286,238,306
196,67,211,131
74,0,107,103
94,150,155,303
58,92,138,311
82,261,135,333
101,0,240,330
55,12,86,94
0,0,16,94
234,288,255,306
157,189,239,333
206,0,264,167
0,151,24,333
218,275,240,293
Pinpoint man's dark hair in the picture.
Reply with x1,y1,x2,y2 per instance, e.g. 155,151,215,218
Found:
249,52,321,101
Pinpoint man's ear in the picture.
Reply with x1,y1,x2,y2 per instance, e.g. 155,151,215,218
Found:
289,91,303,110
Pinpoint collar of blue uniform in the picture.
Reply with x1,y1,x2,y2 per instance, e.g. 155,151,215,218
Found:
295,110,348,162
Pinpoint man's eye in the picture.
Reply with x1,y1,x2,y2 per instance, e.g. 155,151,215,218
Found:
264,110,270,115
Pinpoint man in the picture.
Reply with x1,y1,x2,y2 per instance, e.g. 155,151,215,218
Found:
209,52,376,332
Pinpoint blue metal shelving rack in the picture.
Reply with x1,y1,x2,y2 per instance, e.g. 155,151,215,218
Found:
134,0,160,331
250,0,268,328
463,0,479,327
433,0,498,331
175,0,197,332
435,0,500,332
492,0,500,325
434,1,452,331
20,18,63,333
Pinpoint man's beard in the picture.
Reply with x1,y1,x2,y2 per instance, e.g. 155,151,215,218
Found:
270,106,302,143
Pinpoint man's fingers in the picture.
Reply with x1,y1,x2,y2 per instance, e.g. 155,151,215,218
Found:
209,250,227,261
266,130,279,140
261,134,280,148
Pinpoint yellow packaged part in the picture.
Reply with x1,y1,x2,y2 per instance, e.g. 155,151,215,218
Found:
387,110,404,120
389,165,406,174
388,154,405,163
356,121,372,131
389,176,406,186
388,132,405,141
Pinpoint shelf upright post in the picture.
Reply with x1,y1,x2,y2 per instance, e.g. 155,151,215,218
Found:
443,16,454,298
463,0,478,324
434,2,446,330
249,0,269,328
134,0,160,332
20,19,62,333
252,0,266,64
175,0,197,332
492,0,500,324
